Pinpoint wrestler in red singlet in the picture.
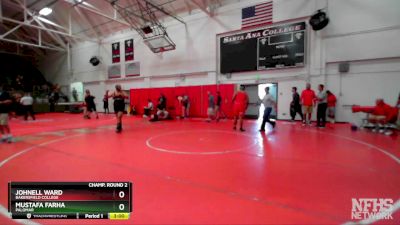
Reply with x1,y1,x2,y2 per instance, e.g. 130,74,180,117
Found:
232,85,249,131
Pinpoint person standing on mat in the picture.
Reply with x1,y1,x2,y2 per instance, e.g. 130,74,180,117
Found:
290,87,303,122
103,90,109,114
0,85,13,143
326,90,337,124
108,85,127,133
232,85,249,132
206,91,215,122
215,91,226,122
316,84,328,128
20,92,35,121
182,94,190,118
301,83,316,126
260,87,276,131
84,89,99,119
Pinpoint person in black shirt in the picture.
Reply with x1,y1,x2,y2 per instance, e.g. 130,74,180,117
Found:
215,91,226,122
0,85,13,143
103,90,109,114
156,94,169,119
290,87,303,121
84,89,99,119
181,94,190,118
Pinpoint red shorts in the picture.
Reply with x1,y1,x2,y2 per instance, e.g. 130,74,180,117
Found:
233,103,246,116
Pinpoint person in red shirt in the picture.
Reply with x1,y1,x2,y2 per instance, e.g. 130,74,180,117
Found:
300,83,316,125
369,99,397,134
327,90,337,123
232,85,249,132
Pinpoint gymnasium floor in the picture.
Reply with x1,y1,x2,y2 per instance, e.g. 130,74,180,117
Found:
0,113,399,225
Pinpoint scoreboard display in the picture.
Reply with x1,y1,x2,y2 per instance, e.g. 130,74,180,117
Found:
8,182,132,220
220,21,306,74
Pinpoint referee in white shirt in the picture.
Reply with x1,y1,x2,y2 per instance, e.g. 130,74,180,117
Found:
20,92,35,120
260,87,276,132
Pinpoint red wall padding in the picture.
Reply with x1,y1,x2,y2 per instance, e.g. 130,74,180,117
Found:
130,84,235,118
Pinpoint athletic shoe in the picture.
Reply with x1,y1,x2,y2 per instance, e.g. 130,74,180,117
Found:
384,130,393,136
240,128,245,132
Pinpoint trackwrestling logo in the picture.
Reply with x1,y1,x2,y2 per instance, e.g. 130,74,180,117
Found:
351,198,393,220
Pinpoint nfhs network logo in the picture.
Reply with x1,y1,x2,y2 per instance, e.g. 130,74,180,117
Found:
351,198,394,220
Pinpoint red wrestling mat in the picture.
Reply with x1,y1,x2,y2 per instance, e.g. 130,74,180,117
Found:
0,113,399,224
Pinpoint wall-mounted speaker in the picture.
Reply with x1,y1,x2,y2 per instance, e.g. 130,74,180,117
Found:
89,56,100,66
339,62,350,73
309,10,329,31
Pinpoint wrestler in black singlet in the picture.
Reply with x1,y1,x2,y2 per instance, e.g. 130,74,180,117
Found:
113,93,125,113
85,95,96,112
113,91,125,133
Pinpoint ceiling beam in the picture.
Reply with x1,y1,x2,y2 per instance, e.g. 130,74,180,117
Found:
1,23,45,56
63,0,131,27
0,16,95,42
142,0,186,24
0,36,66,51
74,7,101,39
188,0,213,16
15,0,67,48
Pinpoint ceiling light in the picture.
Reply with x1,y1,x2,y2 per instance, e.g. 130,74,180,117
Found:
39,7,52,16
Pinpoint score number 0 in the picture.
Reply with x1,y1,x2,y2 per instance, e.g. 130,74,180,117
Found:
118,191,125,211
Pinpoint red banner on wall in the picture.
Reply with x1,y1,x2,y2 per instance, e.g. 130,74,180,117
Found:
125,39,134,61
112,42,120,63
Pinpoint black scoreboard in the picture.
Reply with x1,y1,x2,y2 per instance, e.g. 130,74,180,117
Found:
220,21,306,74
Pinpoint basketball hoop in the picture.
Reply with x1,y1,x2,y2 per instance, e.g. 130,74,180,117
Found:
108,0,179,53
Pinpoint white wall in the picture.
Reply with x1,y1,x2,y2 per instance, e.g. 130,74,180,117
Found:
39,0,400,123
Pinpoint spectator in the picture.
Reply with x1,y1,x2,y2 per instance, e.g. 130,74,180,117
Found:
327,90,337,123
368,99,397,135
206,92,215,122
72,88,78,102
182,94,190,118
143,99,154,118
215,91,226,122
156,94,169,119
20,92,35,121
290,87,303,122
301,83,316,126
316,84,328,128
0,85,13,143
260,87,276,132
